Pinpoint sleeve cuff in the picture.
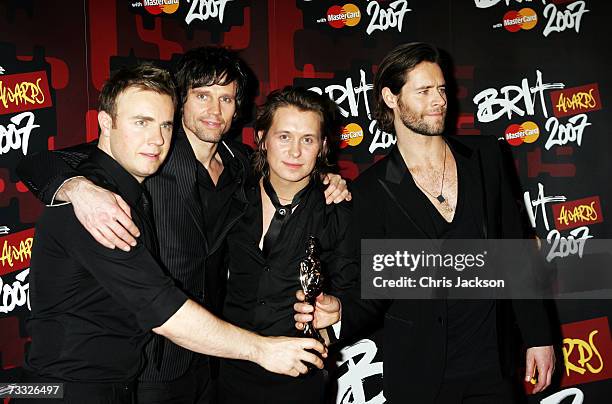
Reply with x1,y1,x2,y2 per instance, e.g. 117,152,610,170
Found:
135,287,188,331
47,176,85,206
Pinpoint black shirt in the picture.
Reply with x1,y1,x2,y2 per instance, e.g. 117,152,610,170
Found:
420,150,499,380
220,178,357,381
196,146,237,237
25,149,188,382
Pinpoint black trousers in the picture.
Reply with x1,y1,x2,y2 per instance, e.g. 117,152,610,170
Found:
136,356,214,404
217,360,326,404
434,369,516,404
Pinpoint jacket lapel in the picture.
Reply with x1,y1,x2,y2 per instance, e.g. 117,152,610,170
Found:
446,136,488,239
380,146,434,238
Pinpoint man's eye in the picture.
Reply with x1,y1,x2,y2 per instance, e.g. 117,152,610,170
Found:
221,97,233,103
196,94,207,100
302,137,314,144
136,120,146,127
279,134,290,141
161,123,173,129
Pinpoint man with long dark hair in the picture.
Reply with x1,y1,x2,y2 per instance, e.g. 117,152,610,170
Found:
296,42,556,404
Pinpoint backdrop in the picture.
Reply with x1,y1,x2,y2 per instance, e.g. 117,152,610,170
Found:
1,1,611,403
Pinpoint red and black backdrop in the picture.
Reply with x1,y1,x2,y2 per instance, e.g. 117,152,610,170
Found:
1,1,611,403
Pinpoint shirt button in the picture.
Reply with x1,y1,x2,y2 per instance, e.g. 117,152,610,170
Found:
264,266,271,272
236,177,242,184
259,300,266,305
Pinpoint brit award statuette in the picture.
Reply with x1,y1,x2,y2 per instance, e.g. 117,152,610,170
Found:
299,236,325,344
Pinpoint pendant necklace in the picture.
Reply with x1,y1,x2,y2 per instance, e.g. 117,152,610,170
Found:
410,143,454,214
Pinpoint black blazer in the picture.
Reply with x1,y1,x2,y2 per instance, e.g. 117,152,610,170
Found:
340,135,553,403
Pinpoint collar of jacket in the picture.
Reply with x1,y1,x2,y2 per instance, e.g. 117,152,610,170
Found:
384,136,474,185
380,135,487,240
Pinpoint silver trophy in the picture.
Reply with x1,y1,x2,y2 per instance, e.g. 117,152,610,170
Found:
299,236,325,343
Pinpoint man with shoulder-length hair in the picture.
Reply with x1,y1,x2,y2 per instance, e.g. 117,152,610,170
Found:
296,43,555,403
217,86,357,404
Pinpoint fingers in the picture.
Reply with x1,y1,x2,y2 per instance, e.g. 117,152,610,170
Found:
316,293,339,310
533,359,554,393
299,351,323,370
72,186,141,250
295,321,305,331
294,361,309,375
114,194,133,219
303,339,327,356
324,179,349,205
545,366,553,391
294,313,313,324
294,301,313,314
89,227,116,250
295,290,306,302
525,354,535,384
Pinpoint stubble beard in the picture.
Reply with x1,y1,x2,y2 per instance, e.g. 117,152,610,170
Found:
184,117,227,144
398,99,446,137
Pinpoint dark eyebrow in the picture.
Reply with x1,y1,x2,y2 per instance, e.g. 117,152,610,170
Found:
415,84,446,90
130,115,155,122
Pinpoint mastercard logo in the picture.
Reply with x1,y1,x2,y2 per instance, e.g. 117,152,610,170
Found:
340,123,364,148
144,0,180,15
505,121,540,146
327,4,361,28
503,8,537,32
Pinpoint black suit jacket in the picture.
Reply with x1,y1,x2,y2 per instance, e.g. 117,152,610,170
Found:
16,127,251,382
340,135,553,403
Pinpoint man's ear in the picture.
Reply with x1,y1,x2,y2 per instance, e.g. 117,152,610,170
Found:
382,87,398,109
98,111,113,138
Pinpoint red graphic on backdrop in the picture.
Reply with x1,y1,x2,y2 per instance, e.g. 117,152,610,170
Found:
550,83,602,118
0,317,30,369
0,71,52,116
552,196,604,231
89,1,117,91
561,316,612,387
0,229,35,277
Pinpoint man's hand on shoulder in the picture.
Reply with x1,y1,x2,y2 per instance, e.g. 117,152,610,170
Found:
322,173,352,204
62,177,140,251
